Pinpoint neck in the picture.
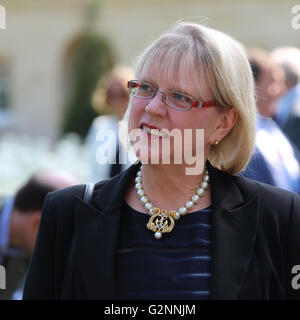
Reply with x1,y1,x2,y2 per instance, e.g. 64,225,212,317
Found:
140,162,210,212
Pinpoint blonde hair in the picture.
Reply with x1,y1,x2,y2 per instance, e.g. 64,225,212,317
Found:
91,65,134,115
124,21,257,174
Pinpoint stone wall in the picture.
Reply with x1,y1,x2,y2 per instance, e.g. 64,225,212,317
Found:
0,0,299,142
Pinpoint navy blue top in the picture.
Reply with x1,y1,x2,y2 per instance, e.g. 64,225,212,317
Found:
116,200,212,300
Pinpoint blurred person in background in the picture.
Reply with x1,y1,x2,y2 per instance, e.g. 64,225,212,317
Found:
271,47,300,150
243,48,300,194
86,65,136,182
0,170,77,300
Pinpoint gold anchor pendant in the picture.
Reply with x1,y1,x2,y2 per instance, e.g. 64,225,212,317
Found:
146,207,177,239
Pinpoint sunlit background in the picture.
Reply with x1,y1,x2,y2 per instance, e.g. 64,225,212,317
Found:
0,0,299,196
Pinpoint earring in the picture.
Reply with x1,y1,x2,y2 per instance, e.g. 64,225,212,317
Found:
214,140,219,145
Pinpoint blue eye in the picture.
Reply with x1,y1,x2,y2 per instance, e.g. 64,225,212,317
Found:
141,83,154,92
173,92,190,103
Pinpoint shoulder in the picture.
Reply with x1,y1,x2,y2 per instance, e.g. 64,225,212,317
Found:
41,184,96,231
46,183,87,202
235,173,298,201
43,179,111,217
44,184,86,213
233,174,300,218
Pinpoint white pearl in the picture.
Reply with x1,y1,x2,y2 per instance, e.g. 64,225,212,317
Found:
197,187,205,196
179,207,187,215
201,181,209,190
145,202,153,211
140,196,149,204
150,208,156,215
192,194,200,203
135,182,142,190
135,176,142,183
137,189,145,197
173,212,181,220
203,174,209,182
185,201,194,209
134,166,209,226
154,232,162,239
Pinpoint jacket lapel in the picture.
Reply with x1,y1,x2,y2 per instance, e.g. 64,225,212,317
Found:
207,163,260,299
72,163,140,299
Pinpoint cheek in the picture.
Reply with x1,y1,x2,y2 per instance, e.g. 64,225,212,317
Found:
168,111,190,130
169,111,209,134
128,99,145,130
180,112,218,144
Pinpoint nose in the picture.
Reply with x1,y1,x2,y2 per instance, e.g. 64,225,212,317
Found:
144,90,168,117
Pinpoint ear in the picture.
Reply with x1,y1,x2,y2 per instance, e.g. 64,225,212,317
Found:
20,211,42,255
211,108,238,143
29,210,42,232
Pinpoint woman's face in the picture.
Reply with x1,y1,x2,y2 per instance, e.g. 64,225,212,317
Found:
107,80,129,118
128,67,226,167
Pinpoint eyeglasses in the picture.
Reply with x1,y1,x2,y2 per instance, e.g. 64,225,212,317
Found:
127,80,217,111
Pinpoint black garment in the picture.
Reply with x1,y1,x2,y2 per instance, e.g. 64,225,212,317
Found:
116,201,212,300
109,140,122,178
23,162,300,300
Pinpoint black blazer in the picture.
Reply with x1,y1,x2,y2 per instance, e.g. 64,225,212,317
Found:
23,162,300,300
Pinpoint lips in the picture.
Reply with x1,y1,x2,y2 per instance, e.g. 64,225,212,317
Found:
140,122,169,138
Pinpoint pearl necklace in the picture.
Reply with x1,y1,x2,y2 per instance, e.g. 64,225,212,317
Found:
135,165,210,239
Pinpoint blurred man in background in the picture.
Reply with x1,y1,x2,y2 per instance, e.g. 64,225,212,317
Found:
271,47,300,150
0,170,78,300
243,48,300,194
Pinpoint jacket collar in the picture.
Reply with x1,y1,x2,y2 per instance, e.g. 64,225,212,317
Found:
72,162,260,299
207,162,260,299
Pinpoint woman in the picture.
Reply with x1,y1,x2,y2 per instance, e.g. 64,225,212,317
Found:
23,22,300,300
86,65,136,182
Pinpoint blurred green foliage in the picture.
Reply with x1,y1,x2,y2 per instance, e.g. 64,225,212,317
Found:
62,32,115,138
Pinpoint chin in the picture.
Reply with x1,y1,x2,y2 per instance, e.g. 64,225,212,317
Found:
134,145,174,165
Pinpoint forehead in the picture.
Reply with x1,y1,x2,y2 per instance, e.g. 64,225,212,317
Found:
137,48,211,98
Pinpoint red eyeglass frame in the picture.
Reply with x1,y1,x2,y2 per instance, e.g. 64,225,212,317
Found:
127,80,217,109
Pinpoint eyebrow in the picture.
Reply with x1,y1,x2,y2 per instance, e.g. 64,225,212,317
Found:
139,78,197,98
